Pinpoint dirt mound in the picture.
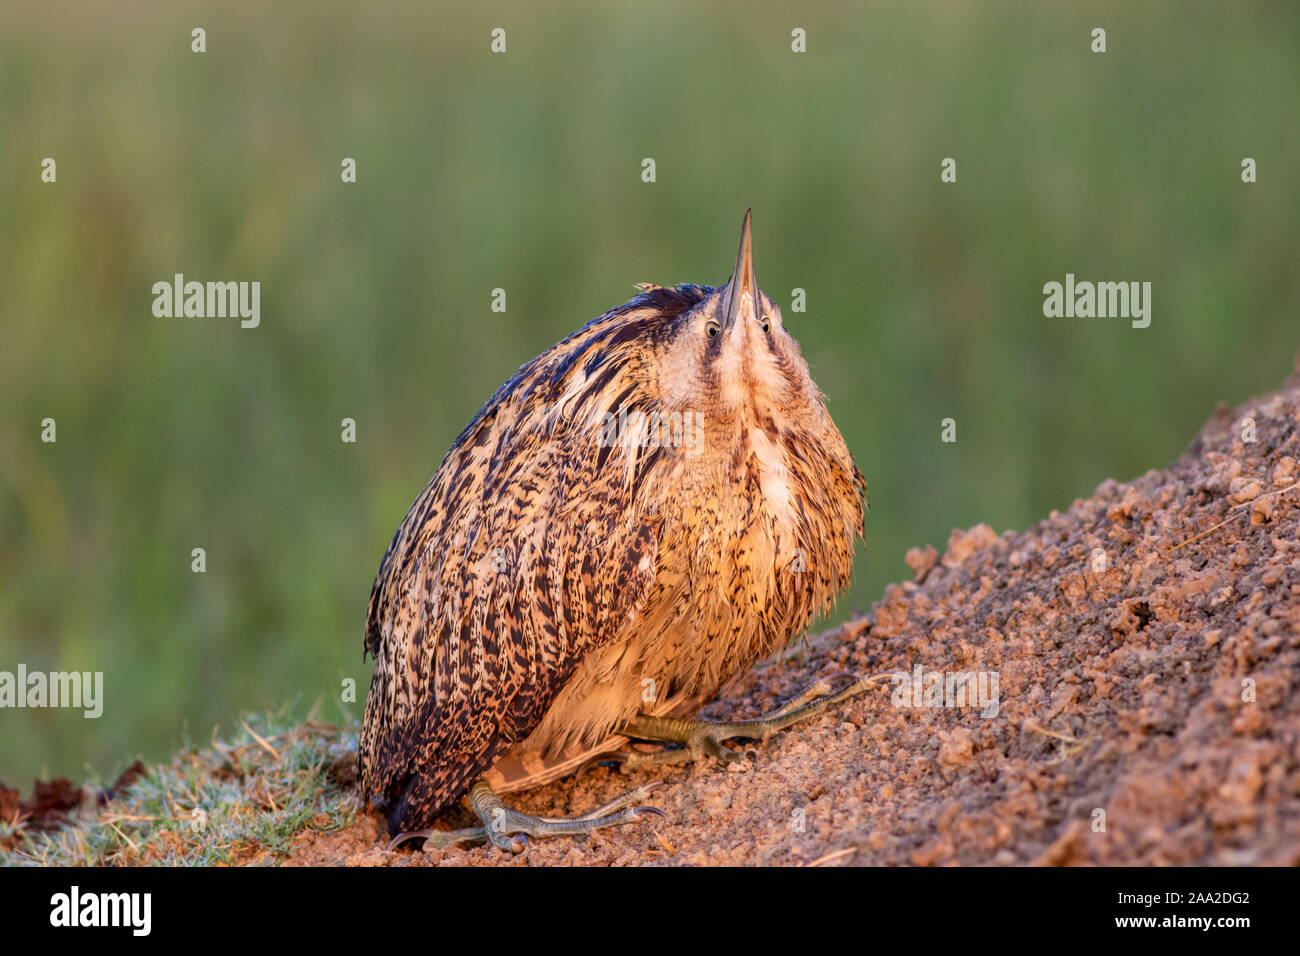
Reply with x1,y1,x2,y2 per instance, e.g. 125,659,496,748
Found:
293,368,1300,866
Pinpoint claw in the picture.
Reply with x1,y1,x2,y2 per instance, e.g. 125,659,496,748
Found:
576,751,630,779
387,825,489,852
485,824,528,854
387,829,433,851
867,669,908,684
822,670,858,685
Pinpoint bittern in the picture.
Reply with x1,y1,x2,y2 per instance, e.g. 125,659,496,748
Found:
360,211,871,852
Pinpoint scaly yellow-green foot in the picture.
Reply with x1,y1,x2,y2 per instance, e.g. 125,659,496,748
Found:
613,671,897,770
387,779,666,853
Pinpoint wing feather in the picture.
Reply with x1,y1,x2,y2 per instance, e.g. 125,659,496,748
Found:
359,306,673,833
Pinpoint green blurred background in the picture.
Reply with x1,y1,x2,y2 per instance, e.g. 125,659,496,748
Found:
1,1,1297,783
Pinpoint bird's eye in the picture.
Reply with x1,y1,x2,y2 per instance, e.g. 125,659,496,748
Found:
705,321,720,338
761,317,771,333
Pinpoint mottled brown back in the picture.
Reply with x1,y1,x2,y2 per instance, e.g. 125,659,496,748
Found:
360,287,713,831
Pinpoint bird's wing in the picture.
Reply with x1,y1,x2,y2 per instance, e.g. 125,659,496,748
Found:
360,399,661,828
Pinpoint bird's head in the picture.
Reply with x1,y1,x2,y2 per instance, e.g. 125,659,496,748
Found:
643,209,821,429
527,211,834,473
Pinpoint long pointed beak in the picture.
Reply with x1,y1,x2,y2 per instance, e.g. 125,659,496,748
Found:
720,209,756,332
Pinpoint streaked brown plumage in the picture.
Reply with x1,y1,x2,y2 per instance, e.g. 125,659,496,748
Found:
360,211,865,839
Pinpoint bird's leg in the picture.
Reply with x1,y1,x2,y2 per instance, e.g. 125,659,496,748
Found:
469,779,667,853
616,671,898,771
387,779,665,854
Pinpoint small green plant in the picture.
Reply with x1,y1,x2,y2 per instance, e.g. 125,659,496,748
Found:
1,709,358,867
